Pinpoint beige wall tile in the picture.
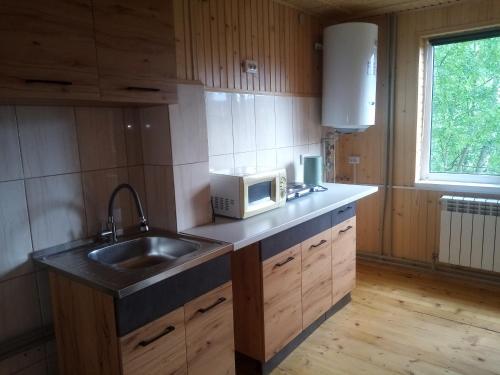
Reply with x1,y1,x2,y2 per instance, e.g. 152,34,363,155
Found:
144,165,176,231
232,93,256,153
0,274,42,343
209,154,234,172
293,145,309,183
123,108,144,166
26,173,86,250
128,166,147,217
309,143,322,156
206,92,233,156
169,84,209,165
255,95,276,151
276,147,294,182
141,106,172,165
17,106,80,178
173,162,212,231
234,151,257,170
82,168,132,236
292,97,309,146
0,181,33,281
275,96,294,148
0,106,23,182
308,97,322,145
75,107,127,171
257,149,277,172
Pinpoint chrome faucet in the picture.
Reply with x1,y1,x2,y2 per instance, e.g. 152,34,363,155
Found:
102,183,149,243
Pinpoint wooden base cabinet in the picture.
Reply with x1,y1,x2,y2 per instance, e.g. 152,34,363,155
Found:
232,205,357,370
262,245,302,360
121,307,188,375
49,272,235,375
185,283,235,375
332,216,357,305
301,229,333,329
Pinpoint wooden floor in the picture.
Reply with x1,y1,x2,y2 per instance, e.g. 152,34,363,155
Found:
271,261,500,375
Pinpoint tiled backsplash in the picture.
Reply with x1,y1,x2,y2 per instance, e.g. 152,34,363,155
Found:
206,91,322,182
0,84,212,374
0,86,313,373
0,104,147,372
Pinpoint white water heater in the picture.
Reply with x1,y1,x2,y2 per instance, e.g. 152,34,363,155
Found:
322,23,378,132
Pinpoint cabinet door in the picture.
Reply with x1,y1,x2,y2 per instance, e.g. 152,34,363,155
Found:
332,216,356,305
184,282,235,375
301,229,332,329
0,0,99,100
120,307,187,375
262,245,302,361
93,0,177,103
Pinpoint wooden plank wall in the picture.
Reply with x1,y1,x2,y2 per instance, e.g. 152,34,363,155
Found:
336,0,500,263
173,0,323,95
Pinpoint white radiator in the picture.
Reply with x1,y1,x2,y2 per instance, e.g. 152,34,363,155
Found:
439,196,500,271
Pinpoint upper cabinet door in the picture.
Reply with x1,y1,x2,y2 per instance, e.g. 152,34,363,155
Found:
93,0,177,103
0,0,99,100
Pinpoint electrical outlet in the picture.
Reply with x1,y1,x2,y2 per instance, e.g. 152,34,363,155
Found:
348,155,361,165
242,60,258,74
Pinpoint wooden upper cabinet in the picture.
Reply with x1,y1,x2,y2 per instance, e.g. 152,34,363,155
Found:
92,0,177,103
0,0,99,100
332,216,357,305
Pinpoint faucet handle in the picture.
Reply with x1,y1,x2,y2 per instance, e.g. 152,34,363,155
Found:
139,217,149,232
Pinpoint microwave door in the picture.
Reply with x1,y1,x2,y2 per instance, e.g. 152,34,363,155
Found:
242,174,278,218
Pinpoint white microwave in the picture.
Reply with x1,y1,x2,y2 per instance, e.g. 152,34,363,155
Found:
210,168,287,219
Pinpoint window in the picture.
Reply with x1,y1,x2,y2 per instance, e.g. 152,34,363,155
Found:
418,29,500,188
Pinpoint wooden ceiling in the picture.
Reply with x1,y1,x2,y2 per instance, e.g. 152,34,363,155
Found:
277,0,464,19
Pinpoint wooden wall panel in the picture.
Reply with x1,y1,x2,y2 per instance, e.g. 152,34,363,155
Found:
336,0,500,264
173,0,322,95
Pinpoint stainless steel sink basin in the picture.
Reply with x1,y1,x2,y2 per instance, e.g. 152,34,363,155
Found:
88,236,201,270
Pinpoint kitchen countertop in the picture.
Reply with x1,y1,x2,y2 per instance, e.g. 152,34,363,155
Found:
182,183,378,250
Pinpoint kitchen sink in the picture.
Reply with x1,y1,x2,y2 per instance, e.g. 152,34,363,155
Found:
88,236,201,270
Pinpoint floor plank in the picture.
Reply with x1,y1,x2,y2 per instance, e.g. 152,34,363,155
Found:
272,261,500,375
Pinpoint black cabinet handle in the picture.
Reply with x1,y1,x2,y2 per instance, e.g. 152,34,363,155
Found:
339,225,353,234
337,206,352,214
275,256,294,268
197,297,226,314
126,86,161,92
25,79,72,86
309,239,327,249
137,325,175,348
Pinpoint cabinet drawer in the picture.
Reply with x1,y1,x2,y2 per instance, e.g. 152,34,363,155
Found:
301,229,333,328
120,307,187,375
185,282,235,375
262,245,302,361
332,217,356,305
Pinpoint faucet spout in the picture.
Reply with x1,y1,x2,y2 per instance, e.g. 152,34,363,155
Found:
106,183,149,242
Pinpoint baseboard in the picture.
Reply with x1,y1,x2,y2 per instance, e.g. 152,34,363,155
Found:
357,252,500,287
0,325,54,362
235,294,351,375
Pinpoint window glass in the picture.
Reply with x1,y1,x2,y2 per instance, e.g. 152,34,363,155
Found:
429,35,500,177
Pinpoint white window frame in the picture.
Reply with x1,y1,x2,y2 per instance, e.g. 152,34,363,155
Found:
417,33,500,190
